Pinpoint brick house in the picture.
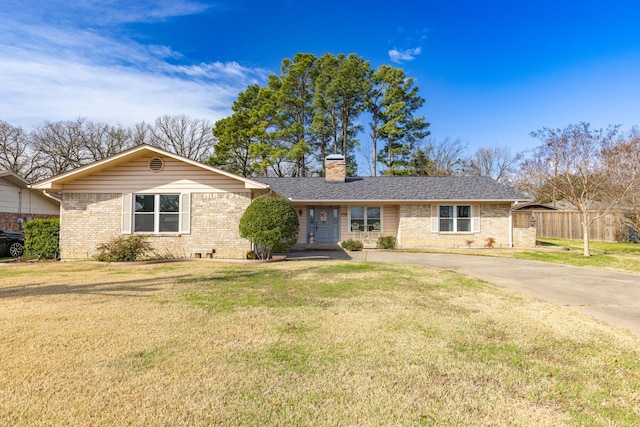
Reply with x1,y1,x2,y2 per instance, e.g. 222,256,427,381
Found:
256,155,533,250
33,145,533,260
0,171,60,231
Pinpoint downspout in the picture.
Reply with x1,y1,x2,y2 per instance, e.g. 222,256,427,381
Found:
18,187,23,228
509,202,514,247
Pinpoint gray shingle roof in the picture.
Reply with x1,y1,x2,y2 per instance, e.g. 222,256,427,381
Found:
255,176,524,202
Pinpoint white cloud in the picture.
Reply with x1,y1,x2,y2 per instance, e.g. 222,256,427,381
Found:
1,0,213,26
0,1,267,129
388,47,422,63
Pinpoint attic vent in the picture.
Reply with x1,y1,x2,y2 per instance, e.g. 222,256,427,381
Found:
148,157,164,172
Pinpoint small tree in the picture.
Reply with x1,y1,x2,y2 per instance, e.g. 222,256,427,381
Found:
239,195,299,259
526,122,640,256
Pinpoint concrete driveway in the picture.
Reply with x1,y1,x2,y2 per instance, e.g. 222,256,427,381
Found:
290,250,640,336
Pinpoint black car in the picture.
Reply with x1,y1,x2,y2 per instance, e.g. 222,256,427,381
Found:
0,229,25,258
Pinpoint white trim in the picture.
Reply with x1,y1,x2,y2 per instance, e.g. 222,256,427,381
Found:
180,193,190,234
284,198,519,203
431,204,439,233
132,193,182,234
436,204,475,233
122,193,132,234
509,208,513,247
348,205,383,233
473,204,480,233
32,144,269,191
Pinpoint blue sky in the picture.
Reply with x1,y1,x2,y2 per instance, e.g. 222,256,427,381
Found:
1,0,639,167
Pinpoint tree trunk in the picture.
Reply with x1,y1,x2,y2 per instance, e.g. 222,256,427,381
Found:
582,221,591,257
372,136,377,176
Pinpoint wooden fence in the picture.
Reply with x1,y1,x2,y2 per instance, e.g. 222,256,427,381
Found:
512,210,628,242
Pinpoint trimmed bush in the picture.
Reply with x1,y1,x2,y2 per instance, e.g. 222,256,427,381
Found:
24,218,60,259
95,235,153,262
341,239,364,251
376,236,397,249
239,195,299,259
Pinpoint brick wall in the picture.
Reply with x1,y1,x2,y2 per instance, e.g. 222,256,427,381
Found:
0,212,59,232
181,192,252,259
397,203,514,248
60,193,122,259
59,192,252,260
513,226,537,248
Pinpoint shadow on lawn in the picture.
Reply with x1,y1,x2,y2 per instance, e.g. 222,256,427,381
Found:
0,275,191,299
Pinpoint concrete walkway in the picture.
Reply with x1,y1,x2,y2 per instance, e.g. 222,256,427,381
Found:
288,250,640,336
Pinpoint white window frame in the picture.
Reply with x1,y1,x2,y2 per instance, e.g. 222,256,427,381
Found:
349,206,382,232
133,193,181,234
122,192,191,235
438,205,473,233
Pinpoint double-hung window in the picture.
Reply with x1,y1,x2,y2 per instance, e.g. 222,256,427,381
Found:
134,194,180,233
350,206,381,232
439,205,472,232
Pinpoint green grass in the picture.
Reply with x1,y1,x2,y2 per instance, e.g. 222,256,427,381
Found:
408,238,640,273
2,260,640,425
512,238,640,272
180,263,419,311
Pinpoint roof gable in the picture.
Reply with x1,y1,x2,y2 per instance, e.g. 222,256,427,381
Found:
0,171,29,188
32,145,268,191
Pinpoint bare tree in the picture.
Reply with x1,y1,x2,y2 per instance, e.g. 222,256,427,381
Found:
527,122,640,256
468,144,521,184
608,127,640,240
80,121,132,161
425,136,468,176
31,118,133,178
0,121,44,181
146,115,214,162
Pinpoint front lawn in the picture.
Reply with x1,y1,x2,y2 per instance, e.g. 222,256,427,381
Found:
1,261,639,426
512,238,640,273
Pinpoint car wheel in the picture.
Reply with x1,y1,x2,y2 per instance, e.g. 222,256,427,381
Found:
9,241,24,258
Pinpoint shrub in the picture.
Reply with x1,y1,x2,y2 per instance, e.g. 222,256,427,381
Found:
485,237,496,248
341,239,364,251
24,218,60,259
376,236,397,249
239,195,299,259
95,235,153,262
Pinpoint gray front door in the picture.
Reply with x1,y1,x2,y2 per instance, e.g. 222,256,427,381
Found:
307,206,340,244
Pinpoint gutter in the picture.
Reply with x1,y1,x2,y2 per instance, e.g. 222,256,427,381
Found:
282,199,522,204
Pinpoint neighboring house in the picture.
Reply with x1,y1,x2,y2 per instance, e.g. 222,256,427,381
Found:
0,171,60,231
32,145,533,260
512,202,559,211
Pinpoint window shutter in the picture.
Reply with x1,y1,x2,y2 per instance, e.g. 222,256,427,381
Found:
180,193,191,234
122,193,132,234
473,204,480,233
431,204,439,233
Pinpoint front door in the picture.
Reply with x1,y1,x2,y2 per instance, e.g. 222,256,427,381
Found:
307,206,340,244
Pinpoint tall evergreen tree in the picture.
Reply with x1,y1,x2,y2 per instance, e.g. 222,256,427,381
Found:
324,53,371,175
311,53,340,172
268,53,318,176
210,52,428,177
208,85,278,176
368,66,429,175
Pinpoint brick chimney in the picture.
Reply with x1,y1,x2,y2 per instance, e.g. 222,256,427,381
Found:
325,154,346,182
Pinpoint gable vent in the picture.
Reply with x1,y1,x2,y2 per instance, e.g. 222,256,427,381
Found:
148,157,164,172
